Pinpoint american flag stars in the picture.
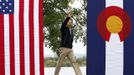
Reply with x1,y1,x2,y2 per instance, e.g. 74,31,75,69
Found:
0,0,14,14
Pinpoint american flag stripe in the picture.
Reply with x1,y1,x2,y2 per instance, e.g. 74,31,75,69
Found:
0,15,5,75
14,0,20,75
24,0,32,75
0,0,44,75
4,14,10,75
9,14,15,75
39,0,44,74
29,0,35,75
34,0,40,74
19,0,25,75
24,0,30,74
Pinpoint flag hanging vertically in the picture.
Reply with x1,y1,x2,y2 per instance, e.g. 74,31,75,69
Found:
87,0,134,75
0,0,44,75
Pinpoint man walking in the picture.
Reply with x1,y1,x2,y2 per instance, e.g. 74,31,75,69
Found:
54,12,83,75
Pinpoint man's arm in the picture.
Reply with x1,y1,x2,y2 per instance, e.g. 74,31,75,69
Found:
61,12,72,30
61,17,70,29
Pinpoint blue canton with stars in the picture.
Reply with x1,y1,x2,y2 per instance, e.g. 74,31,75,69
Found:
0,0,14,14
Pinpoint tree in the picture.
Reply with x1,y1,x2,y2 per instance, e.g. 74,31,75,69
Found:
43,0,87,55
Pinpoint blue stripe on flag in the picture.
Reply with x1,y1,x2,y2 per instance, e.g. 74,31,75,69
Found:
124,0,134,75
87,0,105,75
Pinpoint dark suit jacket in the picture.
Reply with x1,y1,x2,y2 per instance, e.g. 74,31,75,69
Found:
60,17,74,49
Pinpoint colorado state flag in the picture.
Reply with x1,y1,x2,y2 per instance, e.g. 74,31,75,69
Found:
87,0,134,75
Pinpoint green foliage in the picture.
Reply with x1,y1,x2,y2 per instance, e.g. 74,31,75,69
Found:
43,0,87,55
45,59,57,67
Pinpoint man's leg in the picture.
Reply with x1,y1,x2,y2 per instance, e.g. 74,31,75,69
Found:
54,48,71,75
67,50,83,75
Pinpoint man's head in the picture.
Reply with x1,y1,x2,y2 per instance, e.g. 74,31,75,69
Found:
66,18,73,28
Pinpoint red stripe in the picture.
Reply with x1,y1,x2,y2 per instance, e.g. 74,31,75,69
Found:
19,0,25,75
39,0,44,74
9,14,15,75
0,15,5,75
29,0,35,75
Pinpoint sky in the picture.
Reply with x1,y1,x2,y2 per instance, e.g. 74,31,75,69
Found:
68,0,82,9
44,0,87,57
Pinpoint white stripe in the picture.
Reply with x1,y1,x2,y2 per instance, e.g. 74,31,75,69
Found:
106,0,123,8
4,15,10,75
24,0,30,75
105,0,123,75
34,0,40,74
14,0,20,75
106,34,123,75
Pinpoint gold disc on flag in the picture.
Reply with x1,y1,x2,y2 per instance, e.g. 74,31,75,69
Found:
106,16,123,33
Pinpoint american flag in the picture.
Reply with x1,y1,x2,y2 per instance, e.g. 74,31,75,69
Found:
0,0,44,75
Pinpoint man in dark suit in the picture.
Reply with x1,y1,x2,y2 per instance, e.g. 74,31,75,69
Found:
54,12,82,75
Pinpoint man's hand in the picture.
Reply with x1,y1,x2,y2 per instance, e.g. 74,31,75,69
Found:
67,7,73,17
67,12,71,17
67,11,73,17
